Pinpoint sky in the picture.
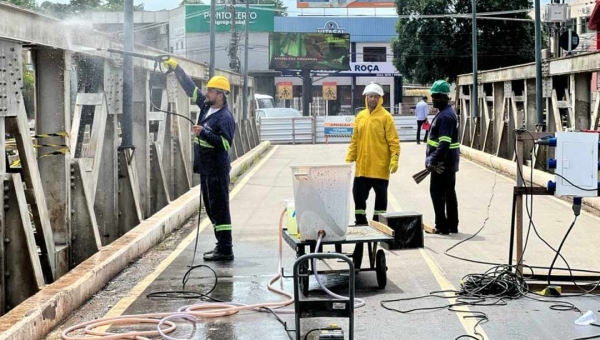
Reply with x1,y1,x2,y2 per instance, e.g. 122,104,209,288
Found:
42,0,556,16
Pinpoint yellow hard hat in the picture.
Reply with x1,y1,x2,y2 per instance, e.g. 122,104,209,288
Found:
207,75,230,93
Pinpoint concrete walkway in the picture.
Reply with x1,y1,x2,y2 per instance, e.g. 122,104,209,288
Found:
47,143,600,340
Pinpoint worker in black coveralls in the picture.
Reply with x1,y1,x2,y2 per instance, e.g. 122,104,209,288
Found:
164,58,236,261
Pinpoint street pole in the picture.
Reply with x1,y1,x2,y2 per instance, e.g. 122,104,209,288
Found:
121,0,134,149
242,0,249,121
471,0,478,120
209,0,216,78
568,28,572,55
535,0,543,126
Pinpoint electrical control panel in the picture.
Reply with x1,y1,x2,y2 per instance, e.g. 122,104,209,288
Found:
552,132,599,197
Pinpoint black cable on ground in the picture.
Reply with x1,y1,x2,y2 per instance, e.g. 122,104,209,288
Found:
518,134,600,296
381,138,591,339
445,136,600,294
304,328,321,340
260,307,295,340
547,216,579,286
146,184,222,301
571,323,600,340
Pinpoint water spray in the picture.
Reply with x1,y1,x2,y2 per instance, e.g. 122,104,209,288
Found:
98,48,196,125
98,47,172,74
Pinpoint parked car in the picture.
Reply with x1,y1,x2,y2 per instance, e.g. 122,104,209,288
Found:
255,108,303,126
254,94,276,110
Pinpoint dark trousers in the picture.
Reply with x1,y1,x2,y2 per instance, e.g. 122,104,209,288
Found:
429,172,459,232
417,120,429,143
353,177,389,225
201,173,232,253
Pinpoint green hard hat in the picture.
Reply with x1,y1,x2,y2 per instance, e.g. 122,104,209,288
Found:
430,80,451,95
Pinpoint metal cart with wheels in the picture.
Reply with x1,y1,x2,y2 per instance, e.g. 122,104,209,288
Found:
293,252,355,340
282,225,394,295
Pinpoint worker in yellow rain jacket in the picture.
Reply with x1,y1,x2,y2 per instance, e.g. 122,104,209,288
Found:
346,82,401,226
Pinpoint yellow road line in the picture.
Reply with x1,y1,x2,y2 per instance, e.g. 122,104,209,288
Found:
100,145,279,321
387,190,490,340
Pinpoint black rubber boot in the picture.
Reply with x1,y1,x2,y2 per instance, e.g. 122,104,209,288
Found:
203,244,219,255
203,249,234,262
434,228,450,235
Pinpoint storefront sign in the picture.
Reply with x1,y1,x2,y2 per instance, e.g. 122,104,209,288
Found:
317,21,345,34
350,62,398,75
298,0,394,9
324,116,354,136
277,81,293,100
323,82,337,100
186,4,274,32
279,62,401,77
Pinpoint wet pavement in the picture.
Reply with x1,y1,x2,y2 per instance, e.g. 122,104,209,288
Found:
48,143,600,340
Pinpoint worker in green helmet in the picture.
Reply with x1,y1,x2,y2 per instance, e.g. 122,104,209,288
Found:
426,80,460,235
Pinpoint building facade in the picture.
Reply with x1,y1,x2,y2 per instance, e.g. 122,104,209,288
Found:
273,16,401,116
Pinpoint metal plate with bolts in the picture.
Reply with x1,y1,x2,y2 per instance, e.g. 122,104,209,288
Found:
0,41,23,117
167,75,178,102
504,82,512,97
543,77,553,98
542,61,550,77
105,71,123,115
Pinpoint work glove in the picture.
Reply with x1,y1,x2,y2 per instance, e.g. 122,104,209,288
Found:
389,154,399,174
162,58,178,71
426,163,445,174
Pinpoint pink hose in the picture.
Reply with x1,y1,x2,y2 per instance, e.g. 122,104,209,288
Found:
62,209,294,340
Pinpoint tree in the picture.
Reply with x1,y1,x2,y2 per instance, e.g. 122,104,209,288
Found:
4,0,37,10
37,0,145,19
240,0,286,16
393,0,537,84
102,0,145,11
180,0,204,5
22,58,35,120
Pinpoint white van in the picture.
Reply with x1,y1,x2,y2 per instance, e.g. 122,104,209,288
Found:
254,94,276,110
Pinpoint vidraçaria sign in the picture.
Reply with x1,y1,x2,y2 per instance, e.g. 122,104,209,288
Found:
185,4,275,33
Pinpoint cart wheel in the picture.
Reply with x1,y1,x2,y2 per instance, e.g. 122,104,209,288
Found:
299,261,309,296
376,250,387,289
352,243,364,272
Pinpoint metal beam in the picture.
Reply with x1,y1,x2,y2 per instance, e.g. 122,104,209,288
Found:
458,51,600,85
573,73,592,130
133,69,150,219
0,3,247,86
3,174,44,312
117,150,142,235
70,160,102,266
6,102,56,282
95,62,119,245
35,48,71,277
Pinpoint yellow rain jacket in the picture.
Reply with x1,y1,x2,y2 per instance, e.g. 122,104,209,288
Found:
346,97,401,180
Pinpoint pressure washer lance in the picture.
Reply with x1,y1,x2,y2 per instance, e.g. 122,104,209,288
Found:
99,48,197,125
98,48,172,73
